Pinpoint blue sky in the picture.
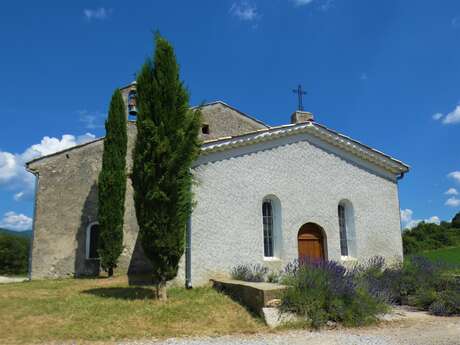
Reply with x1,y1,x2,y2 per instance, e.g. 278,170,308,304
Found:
0,0,459,231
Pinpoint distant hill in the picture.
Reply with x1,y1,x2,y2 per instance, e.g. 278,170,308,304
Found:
0,228,32,239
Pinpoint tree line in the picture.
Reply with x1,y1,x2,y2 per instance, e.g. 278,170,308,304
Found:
402,211,460,255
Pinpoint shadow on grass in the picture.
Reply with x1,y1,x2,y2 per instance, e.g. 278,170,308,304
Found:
82,287,155,300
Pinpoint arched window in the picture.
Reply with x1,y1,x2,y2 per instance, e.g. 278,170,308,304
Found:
338,200,356,257
262,196,282,258
86,222,100,260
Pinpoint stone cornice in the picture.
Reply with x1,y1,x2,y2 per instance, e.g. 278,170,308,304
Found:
201,122,409,175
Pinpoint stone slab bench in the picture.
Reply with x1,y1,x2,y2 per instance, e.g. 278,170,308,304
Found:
210,278,287,314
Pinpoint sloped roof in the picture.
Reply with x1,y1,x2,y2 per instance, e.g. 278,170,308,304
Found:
26,102,409,176
193,101,269,128
201,121,409,175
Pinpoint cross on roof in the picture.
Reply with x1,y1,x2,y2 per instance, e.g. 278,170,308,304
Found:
292,84,307,111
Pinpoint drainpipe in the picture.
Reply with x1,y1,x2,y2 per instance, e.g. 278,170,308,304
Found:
185,214,192,289
185,167,193,289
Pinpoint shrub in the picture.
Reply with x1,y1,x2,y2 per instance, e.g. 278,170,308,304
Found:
266,270,282,283
391,256,459,315
279,259,387,328
230,264,268,282
0,233,29,275
429,290,460,316
353,256,402,304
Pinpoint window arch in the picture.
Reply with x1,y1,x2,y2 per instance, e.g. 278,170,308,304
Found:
338,200,356,258
262,195,282,258
86,222,100,260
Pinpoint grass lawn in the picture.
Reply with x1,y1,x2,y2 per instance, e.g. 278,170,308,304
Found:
420,246,460,266
0,276,265,344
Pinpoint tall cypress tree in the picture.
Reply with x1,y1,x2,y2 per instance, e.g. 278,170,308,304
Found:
132,34,201,300
97,89,127,277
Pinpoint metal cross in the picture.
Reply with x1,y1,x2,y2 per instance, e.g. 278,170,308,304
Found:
292,84,307,111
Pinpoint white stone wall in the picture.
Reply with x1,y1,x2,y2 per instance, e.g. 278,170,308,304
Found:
186,133,403,286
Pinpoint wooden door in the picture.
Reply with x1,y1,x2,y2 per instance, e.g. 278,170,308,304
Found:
298,224,324,261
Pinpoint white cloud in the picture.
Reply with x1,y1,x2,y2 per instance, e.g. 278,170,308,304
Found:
433,105,460,125
13,192,24,201
448,171,460,184
400,208,413,224
443,105,460,124
230,2,259,21
292,0,314,6
78,110,105,129
0,133,95,200
432,112,443,121
445,197,460,207
83,8,111,21
0,152,17,184
445,188,459,196
0,211,32,231
400,208,440,229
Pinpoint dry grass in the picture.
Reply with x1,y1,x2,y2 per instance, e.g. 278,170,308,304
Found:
0,276,266,344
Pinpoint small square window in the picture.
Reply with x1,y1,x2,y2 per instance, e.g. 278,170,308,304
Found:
202,124,210,134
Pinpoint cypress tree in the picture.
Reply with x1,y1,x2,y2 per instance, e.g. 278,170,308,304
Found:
97,89,127,277
132,34,201,300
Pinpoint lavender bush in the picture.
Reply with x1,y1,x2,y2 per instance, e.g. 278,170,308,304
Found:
230,263,268,282
279,258,387,328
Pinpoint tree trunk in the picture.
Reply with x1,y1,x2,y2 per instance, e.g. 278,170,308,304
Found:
156,281,167,301
108,267,113,278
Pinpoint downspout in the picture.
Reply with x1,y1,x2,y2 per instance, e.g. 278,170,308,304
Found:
185,167,193,289
396,170,407,261
185,214,192,289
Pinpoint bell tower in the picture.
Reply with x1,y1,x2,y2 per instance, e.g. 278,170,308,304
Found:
120,81,137,121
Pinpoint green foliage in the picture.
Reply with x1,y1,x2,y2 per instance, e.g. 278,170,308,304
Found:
0,233,30,275
452,211,460,229
279,260,387,328
132,34,201,285
428,289,460,316
97,89,127,276
402,222,457,255
421,246,460,266
394,256,459,316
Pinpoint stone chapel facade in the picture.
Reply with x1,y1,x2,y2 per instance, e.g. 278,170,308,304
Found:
26,83,409,286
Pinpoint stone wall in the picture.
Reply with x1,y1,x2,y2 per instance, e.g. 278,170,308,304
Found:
28,102,403,284
183,133,404,286
28,103,267,279
28,123,152,278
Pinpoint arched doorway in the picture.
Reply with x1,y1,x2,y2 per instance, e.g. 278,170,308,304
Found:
297,223,325,261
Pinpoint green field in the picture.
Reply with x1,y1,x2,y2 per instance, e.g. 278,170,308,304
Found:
420,246,460,266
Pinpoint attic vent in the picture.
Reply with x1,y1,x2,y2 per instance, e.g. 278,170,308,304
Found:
202,124,210,135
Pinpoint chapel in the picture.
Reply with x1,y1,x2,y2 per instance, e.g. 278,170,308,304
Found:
26,82,409,286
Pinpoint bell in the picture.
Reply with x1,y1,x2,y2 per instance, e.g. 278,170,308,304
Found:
128,91,137,115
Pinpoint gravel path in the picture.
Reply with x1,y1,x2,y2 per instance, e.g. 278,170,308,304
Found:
0,275,28,284
118,313,460,345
